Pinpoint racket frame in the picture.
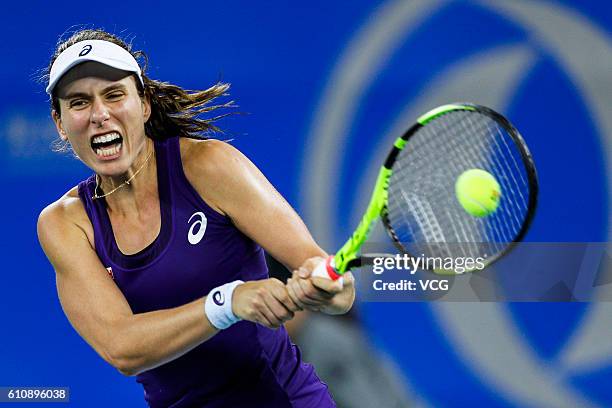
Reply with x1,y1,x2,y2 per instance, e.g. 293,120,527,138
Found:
332,103,538,275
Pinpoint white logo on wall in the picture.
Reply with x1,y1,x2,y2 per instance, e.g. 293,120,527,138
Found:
303,1,612,407
187,212,207,245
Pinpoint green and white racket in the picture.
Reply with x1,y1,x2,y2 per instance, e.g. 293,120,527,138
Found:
312,103,538,279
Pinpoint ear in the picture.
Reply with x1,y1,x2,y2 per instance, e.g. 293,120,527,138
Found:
142,93,151,123
51,110,68,141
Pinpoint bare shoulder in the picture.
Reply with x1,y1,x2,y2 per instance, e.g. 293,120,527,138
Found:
178,138,320,270
179,137,247,177
179,138,256,215
37,186,94,251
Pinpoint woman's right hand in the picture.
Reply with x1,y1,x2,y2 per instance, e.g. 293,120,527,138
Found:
232,278,301,329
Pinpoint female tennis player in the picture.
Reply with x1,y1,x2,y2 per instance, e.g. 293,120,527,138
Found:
37,29,354,407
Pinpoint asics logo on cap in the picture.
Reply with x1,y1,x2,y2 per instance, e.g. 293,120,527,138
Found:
187,211,207,245
79,44,92,57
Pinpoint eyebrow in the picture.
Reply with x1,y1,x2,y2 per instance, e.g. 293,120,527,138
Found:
62,83,128,100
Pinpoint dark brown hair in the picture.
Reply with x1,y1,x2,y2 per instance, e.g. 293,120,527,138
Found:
43,29,234,144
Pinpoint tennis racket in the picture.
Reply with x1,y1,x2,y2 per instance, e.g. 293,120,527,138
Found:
312,103,538,279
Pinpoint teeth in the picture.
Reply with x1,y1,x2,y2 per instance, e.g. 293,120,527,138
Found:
95,143,122,157
92,132,121,145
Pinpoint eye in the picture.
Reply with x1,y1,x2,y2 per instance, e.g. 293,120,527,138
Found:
107,91,124,100
69,99,88,108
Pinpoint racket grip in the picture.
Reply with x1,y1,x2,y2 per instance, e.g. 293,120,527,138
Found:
311,255,344,285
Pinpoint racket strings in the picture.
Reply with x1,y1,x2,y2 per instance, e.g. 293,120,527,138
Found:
385,110,531,262
478,121,529,242
391,140,456,254
427,114,506,256
461,116,527,240
400,114,491,233
491,124,530,214
395,116,483,257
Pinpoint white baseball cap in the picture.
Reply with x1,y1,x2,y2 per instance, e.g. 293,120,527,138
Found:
46,40,144,95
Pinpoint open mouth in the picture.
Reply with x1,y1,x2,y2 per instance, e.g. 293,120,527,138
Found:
91,132,123,158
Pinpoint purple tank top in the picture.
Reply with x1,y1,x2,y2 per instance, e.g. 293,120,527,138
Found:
77,136,335,408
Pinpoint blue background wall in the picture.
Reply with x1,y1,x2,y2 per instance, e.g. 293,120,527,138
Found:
1,1,610,406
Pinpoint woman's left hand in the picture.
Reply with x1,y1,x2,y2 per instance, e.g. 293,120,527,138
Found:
286,256,355,315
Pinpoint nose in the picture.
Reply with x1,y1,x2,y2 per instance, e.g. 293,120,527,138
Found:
90,98,110,127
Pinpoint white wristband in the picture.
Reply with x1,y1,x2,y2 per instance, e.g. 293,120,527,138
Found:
205,280,244,330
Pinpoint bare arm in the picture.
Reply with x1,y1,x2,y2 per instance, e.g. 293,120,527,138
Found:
37,200,294,376
37,202,218,376
184,139,326,271
184,140,355,314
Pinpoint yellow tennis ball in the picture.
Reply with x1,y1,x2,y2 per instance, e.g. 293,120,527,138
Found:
455,169,501,217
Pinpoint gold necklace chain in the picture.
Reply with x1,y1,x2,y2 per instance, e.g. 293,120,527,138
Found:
92,148,154,200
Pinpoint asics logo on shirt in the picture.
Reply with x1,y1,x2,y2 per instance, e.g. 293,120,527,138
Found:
187,212,207,245
212,291,225,306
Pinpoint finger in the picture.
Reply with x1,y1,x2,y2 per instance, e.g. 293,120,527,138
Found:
286,279,305,310
258,284,296,325
269,282,300,313
343,271,355,287
253,309,276,329
296,278,332,306
305,256,326,271
297,267,310,279
262,290,295,323
310,276,344,294
260,298,284,327
289,276,318,306
296,256,327,279
249,288,282,328
257,303,283,329
290,275,325,307
248,294,276,328
299,277,337,301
